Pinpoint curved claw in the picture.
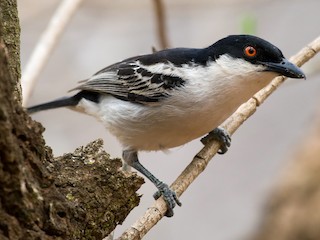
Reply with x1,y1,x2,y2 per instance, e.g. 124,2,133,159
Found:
153,182,182,217
201,127,231,154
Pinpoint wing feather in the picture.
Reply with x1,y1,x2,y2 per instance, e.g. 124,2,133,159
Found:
71,56,186,104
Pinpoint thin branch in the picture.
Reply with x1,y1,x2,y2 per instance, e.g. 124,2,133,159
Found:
21,0,84,106
118,36,320,240
152,0,169,49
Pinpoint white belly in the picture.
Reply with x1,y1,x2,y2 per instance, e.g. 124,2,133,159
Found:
94,97,227,151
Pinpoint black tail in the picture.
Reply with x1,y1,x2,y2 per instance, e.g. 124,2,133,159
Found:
27,96,79,114
27,91,101,114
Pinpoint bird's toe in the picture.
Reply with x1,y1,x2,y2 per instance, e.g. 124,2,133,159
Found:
201,127,231,154
153,182,182,217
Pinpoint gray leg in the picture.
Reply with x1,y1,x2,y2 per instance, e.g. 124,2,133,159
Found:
201,127,231,154
122,150,182,217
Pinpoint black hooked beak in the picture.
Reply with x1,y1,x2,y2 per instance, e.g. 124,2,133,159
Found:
262,58,305,79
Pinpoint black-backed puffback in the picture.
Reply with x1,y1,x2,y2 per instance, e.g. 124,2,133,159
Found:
27,35,305,217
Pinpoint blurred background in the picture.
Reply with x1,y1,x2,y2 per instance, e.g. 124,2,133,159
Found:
19,0,320,239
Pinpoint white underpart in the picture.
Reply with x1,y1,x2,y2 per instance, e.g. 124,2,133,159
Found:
77,54,278,151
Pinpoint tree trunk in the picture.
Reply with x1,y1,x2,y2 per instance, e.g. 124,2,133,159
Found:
0,1,143,239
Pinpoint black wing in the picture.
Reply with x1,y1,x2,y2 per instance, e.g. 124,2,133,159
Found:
71,48,206,104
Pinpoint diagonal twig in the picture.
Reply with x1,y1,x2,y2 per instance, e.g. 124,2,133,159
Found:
152,0,170,49
21,0,84,106
118,36,320,240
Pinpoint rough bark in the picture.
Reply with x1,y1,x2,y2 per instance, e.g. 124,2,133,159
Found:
0,1,144,239
250,111,320,240
0,0,21,102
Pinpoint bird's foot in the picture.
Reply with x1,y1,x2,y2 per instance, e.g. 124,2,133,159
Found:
201,127,231,154
153,182,182,217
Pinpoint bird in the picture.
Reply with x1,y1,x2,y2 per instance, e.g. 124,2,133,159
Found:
27,35,305,217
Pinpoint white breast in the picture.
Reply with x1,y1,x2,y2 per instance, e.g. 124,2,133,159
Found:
77,56,277,151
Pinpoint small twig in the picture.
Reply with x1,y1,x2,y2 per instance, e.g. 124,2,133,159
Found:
152,0,169,49
21,0,84,106
117,36,320,240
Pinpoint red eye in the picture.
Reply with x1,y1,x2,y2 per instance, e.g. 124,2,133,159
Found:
244,46,257,57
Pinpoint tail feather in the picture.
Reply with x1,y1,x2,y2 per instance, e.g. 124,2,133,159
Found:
27,96,79,114
26,90,101,114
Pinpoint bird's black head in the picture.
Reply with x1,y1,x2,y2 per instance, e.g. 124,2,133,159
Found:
208,35,305,79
